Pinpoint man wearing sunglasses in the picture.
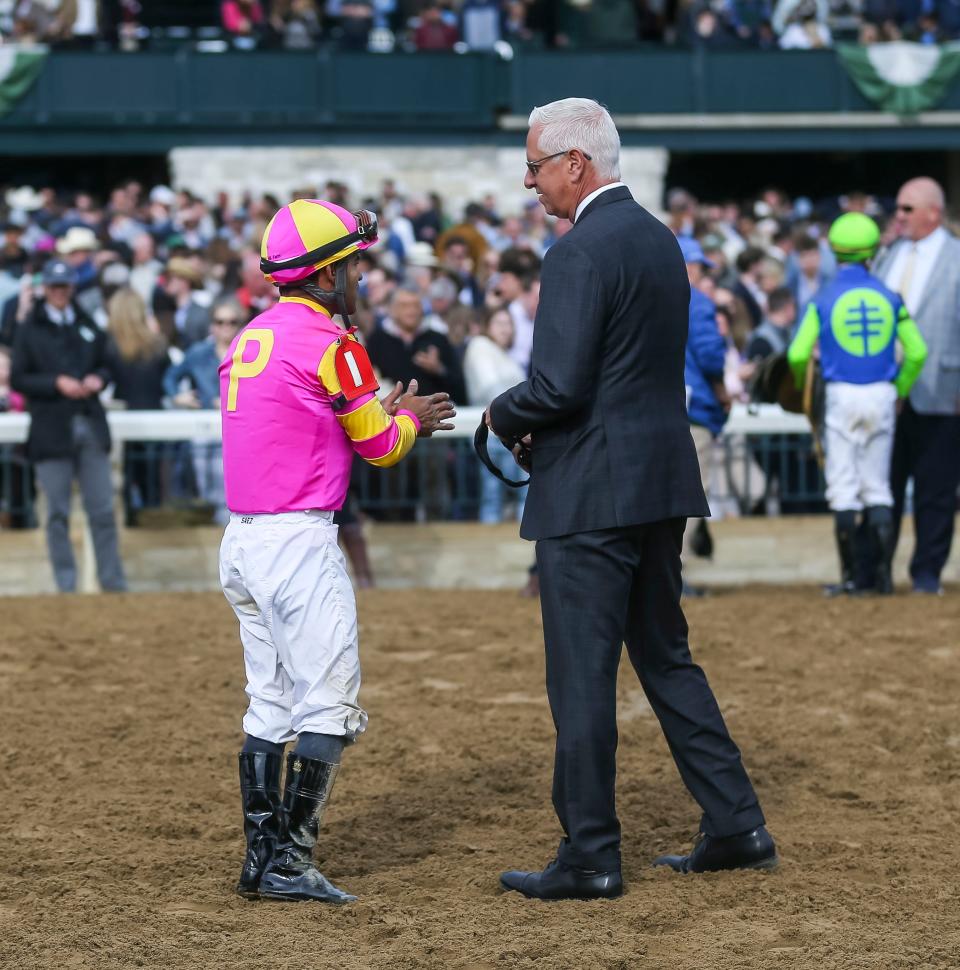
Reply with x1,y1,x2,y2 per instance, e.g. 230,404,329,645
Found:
486,98,774,901
873,177,960,597
218,199,455,904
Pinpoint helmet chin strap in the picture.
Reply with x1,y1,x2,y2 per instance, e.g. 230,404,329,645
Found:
298,260,352,327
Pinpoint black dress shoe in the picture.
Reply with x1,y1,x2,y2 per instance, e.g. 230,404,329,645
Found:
653,826,778,873
499,859,623,900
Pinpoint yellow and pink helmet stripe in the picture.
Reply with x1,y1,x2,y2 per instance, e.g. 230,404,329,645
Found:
260,199,376,286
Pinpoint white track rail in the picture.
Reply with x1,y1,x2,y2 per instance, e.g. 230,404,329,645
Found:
0,403,811,445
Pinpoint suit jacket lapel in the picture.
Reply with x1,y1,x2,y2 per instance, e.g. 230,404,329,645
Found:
872,240,902,283
914,234,955,320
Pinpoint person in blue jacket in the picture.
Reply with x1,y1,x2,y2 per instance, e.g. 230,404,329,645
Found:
679,235,729,585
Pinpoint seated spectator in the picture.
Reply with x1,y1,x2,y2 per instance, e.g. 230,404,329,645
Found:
403,241,441,303
463,306,528,523
686,4,738,46
147,185,177,242
78,259,133,328
491,247,541,371
56,226,101,293
271,0,322,47
777,0,833,45
714,286,755,401
161,257,212,348
129,232,163,305
365,285,464,521
163,297,242,409
222,0,266,46
414,1,459,49
746,286,797,361
7,2,55,44
0,222,28,279
757,254,786,304
506,272,539,374
363,265,398,324
788,232,831,307
366,286,466,402
425,275,459,332
439,235,483,307
733,246,767,329
106,287,172,524
666,187,697,237
327,0,374,48
461,0,501,49
494,215,536,254
173,194,215,252
915,9,941,42
49,0,101,49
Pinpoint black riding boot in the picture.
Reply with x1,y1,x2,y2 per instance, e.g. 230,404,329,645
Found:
236,751,283,898
826,510,858,597
866,505,895,595
258,754,356,903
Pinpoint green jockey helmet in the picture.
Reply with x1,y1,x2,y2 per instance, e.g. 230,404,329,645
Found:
828,212,881,263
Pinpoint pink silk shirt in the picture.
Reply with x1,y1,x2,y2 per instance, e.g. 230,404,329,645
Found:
220,296,418,514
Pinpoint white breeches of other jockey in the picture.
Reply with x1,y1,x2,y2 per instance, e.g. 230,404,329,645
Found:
824,381,897,512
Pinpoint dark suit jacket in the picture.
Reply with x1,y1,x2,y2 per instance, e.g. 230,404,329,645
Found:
11,300,113,461
490,186,709,541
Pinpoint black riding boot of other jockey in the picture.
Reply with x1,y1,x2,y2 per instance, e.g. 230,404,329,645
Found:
258,753,356,903
827,510,859,597
866,505,895,595
236,750,284,898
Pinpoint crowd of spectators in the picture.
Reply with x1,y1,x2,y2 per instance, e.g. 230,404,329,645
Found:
0,172,945,529
0,175,554,524
2,0,959,52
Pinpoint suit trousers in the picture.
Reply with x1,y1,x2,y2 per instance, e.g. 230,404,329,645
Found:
34,416,126,593
890,402,960,586
536,519,764,871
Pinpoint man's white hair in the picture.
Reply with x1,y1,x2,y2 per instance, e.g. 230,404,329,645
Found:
528,98,621,181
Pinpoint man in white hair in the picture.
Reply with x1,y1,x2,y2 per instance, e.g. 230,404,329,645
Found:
486,98,775,901
873,177,960,596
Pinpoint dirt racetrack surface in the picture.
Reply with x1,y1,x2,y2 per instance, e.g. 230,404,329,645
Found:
2,587,959,970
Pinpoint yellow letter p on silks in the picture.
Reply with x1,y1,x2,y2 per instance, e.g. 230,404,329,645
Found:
227,329,275,412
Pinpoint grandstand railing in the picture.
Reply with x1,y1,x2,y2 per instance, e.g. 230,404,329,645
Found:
0,405,824,527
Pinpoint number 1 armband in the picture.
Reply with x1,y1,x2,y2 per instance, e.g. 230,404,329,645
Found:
331,331,380,411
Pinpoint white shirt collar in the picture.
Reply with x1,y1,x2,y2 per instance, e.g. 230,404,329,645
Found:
574,182,625,224
912,224,947,255
44,302,76,326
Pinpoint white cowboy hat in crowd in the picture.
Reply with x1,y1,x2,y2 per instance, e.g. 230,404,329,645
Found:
56,226,100,255
5,186,44,212
406,241,439,268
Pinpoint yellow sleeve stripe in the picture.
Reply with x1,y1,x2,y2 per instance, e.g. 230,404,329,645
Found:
337,396,393,442
364,415,417,468
318,341,341,395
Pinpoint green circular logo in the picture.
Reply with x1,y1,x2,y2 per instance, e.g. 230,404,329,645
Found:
829,288,894,357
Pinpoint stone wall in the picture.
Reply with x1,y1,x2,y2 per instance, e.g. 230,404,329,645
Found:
169,145,669,216
2,517,954,596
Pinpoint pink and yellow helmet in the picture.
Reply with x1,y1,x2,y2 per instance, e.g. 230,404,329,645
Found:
259,199,378,286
